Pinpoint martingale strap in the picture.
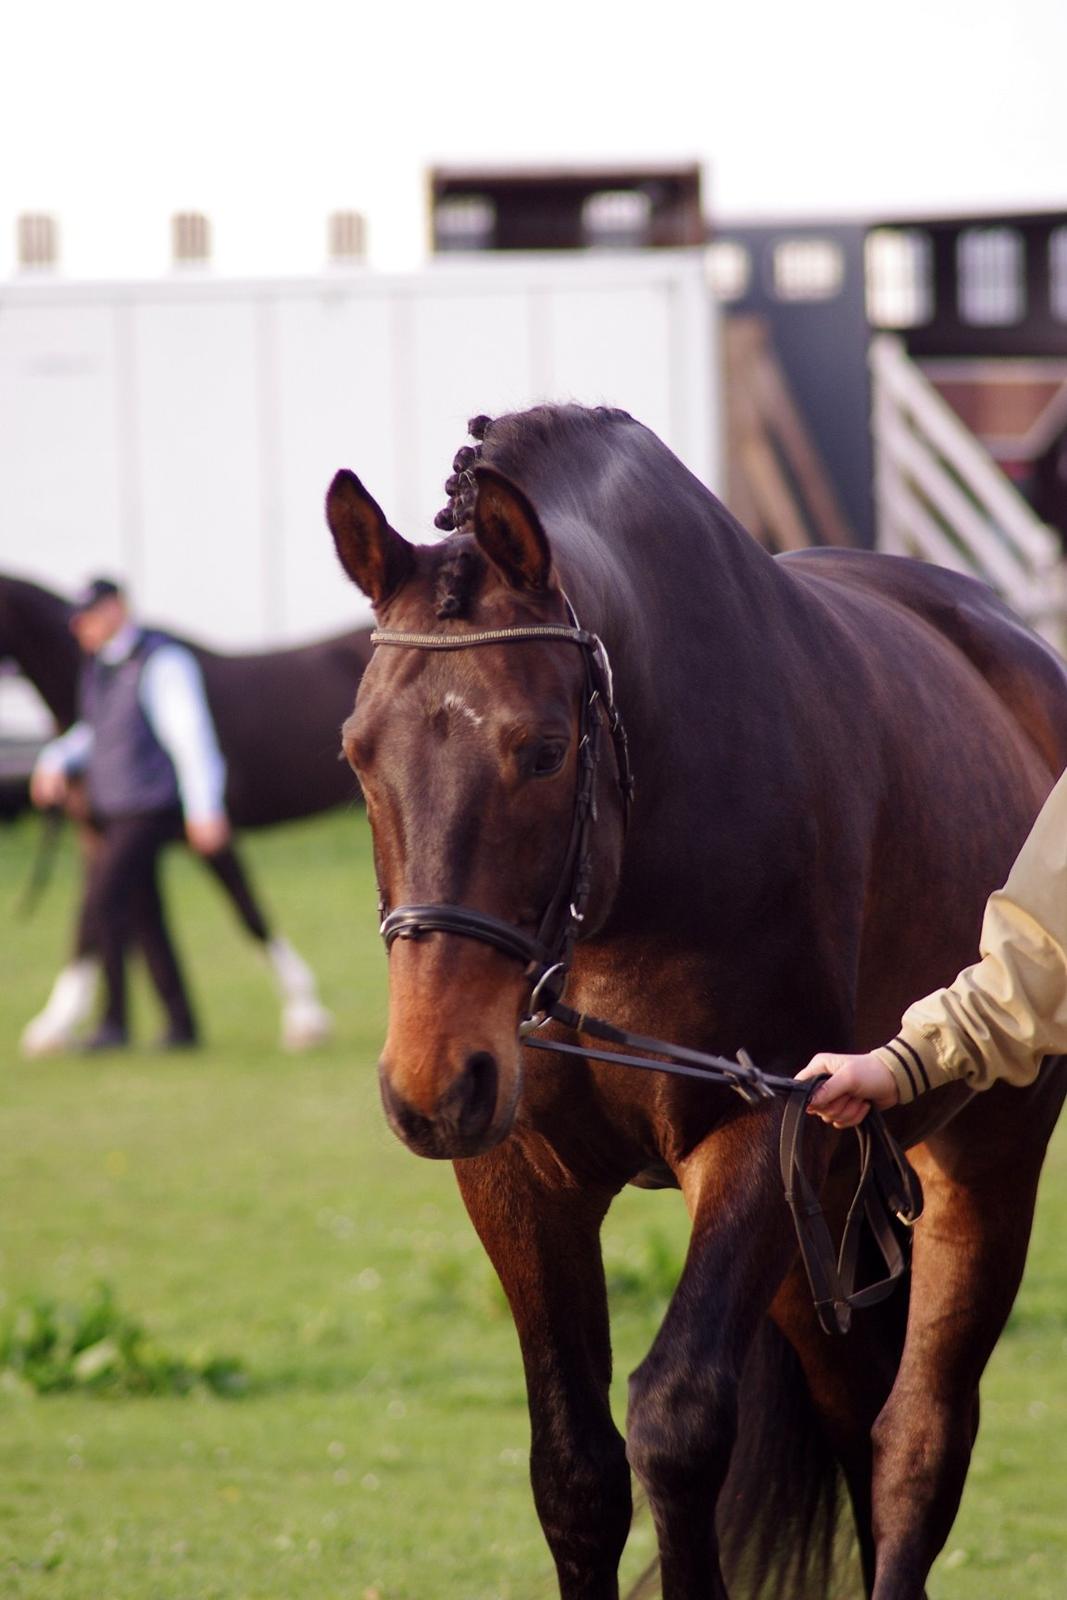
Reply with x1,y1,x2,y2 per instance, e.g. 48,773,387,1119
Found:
521,999,924,1337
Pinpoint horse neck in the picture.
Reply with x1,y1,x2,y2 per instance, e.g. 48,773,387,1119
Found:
486,411,786,708
0,579,80,726
553,491,792,765
547,496,814,925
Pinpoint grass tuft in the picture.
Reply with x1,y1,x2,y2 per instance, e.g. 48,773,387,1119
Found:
0,1282,249,1398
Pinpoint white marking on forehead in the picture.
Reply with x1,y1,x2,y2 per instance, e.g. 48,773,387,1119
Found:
442,690,484,727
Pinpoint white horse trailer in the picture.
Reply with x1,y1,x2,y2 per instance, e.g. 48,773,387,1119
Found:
0,253,718,651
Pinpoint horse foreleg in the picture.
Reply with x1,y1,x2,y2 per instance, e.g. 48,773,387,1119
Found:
19,957,99,1056
454,1138,631,1600
199,845,332,1049
20,814,103,1056
626,1108,819,1600
869,1069,1067,1600
263,934,333,1050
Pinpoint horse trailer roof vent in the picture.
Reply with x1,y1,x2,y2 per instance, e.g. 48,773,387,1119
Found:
582,189,653,249
171,211,211,268
1050,227,1067,324
957,227,1025,326
328,210,367,264
770,238,845,302
17,213,59,271
705,240,752,302
866,228,935,329
434,195,496,252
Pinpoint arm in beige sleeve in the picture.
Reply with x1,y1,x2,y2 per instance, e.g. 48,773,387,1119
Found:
873,765,1067,1103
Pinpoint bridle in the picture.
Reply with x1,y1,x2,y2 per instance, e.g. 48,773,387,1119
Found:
374,604,633,999
368,602,922,1336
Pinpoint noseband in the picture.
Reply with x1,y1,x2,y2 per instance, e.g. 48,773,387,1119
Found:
373,609,633,1003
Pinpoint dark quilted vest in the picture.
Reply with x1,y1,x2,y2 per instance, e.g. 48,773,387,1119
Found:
79,630,180,818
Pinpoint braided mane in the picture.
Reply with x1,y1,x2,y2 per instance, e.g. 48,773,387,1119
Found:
432,413,495,537
430,405,639,620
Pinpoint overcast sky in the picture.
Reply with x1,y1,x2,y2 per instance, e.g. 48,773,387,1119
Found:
2,0,1065,278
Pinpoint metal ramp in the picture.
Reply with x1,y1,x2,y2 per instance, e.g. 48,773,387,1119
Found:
870,335,1067,653
723,316,855,553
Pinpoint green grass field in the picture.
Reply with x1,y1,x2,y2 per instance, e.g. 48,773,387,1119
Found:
1,810,1064,1599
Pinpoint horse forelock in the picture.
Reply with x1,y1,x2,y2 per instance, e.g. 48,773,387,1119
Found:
433,545,482,620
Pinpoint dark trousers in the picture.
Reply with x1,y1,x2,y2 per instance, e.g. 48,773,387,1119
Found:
78,809,196,1040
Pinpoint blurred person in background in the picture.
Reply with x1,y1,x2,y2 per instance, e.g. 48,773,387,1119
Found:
27,576,291,1050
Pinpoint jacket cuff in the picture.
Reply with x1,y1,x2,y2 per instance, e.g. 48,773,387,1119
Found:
874,1025,956,1104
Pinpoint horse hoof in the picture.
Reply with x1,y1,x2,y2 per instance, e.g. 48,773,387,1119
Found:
19,1019,77,1058
281,1002,334,1052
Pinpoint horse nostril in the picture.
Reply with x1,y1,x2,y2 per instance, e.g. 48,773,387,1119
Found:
454,1051,499,1139
378,1050,504,1156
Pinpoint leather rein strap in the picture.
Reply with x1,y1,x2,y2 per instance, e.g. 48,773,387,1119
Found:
778,1086,923,1335
369,611,923,1336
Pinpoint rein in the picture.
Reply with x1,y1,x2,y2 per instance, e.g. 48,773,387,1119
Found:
369,609,922,1337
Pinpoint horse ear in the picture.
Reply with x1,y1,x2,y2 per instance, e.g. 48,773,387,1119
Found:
325,470,415,604
471,466,554,592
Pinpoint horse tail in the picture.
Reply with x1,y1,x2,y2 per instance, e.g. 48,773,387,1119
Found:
718,1317,855,1600
618,1318,855,1600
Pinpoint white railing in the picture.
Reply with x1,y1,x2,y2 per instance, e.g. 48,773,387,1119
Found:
869,334,1067,652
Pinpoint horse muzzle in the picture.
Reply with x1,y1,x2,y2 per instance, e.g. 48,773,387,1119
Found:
378,1046,519,1159
377,937,527,1158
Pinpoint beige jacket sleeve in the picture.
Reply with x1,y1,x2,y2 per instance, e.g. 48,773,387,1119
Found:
873,766,1067,1104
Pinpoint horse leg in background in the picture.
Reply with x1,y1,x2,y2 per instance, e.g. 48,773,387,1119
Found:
454,1141,632,1600
199,843,333,1051
626,1107,840,1600
19,815,103,1057
19,949,99,1056
867,1068,1067,1600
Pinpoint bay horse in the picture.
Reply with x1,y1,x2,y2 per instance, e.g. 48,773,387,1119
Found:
0,572,368,1050
324,405,1067,1600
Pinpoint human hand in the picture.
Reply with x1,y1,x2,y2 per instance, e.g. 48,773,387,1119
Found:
185,815,232,855
30,766,68,809
795,1052,901,1127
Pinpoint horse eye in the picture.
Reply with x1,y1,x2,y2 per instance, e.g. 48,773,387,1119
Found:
530,740,566,777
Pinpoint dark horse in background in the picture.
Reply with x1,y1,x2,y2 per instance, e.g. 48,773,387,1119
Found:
324,405,1067,1599
0,573,371,1050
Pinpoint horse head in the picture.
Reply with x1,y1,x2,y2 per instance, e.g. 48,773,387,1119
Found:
326,465,627,1159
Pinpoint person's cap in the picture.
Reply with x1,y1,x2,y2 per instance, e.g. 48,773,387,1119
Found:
70,576,123,616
